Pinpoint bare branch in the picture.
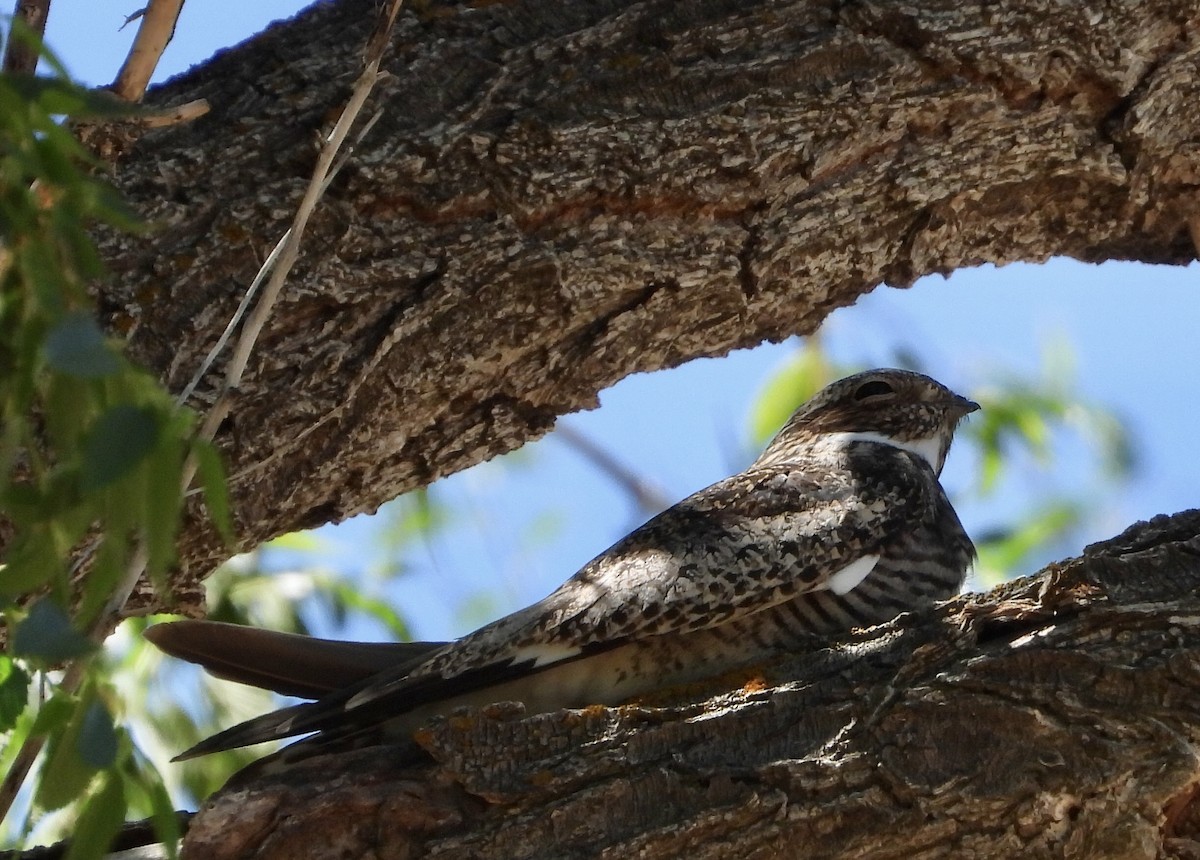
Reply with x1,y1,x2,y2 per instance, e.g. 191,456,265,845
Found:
110,0,184,102
554,423,673,516
2,0,51,74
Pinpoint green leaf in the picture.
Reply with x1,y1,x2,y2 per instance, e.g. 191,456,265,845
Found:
0,530,63,595
43,311,120,377
192,438,233,544
65,774,127,860
120,755,182,859
37,700,97,811
3,75,133,121
81,405,159,490
0,656,31,732
265,530,323,552
143,442,185,585
76,536,125,627
11,599,94,663
747,345,841,447
76,698,118,768
326,582,413,641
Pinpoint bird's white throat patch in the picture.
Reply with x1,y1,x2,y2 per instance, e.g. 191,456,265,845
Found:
825,430,944,473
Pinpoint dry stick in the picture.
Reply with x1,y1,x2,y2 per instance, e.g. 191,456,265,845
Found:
197,2,402,444
0,0,407,829
555,423,675,516
176,231,290,408
177,106,381,411
110,0,184,102
136,98,210,129
2,0,51,74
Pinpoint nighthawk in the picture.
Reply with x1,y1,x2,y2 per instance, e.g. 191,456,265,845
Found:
147,368,978,762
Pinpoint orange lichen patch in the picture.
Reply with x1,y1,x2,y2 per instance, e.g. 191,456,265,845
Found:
740,675,768,694
168,253,197,273
110,312,136,335
217,222,252,244
358,191,494,224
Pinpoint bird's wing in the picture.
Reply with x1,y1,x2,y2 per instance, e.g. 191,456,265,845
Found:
144,620,445,698
299,457,929,721
169,452,936,758
374,455,934,687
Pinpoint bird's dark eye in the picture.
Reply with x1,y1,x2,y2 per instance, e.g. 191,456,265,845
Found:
854,380,895,400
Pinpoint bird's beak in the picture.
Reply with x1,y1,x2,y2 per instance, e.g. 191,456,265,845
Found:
953,395,981,417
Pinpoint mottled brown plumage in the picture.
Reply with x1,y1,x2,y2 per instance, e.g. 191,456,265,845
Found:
147,368,977,763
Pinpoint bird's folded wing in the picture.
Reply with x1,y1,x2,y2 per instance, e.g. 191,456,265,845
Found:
337,458,933,715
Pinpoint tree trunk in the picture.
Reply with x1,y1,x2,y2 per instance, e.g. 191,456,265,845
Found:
179,509,1200,859
76,0,1198,611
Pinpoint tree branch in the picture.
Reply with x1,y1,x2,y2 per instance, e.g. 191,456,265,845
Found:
111,0,185,102
179,509,1200,858
82,0,1198,607
2,0,50,74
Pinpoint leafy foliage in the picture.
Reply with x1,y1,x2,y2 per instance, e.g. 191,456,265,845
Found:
0,32,227,856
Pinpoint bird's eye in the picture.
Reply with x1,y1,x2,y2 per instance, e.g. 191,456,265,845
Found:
854,380,895,400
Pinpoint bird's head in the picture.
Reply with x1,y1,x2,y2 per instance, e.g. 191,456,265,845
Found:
755,368,979,475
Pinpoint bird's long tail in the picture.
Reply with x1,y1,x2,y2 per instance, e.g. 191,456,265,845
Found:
143,620,448,759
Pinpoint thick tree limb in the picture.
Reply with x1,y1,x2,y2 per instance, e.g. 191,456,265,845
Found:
76,0,1199,610
179,510,1200,858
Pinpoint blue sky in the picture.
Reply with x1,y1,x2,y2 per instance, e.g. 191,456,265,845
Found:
43,3,1200,642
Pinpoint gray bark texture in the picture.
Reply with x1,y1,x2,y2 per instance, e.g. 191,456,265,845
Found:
181,510,1200,859
77,0,1198,611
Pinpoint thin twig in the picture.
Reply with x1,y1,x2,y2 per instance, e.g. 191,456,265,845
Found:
176,230,290,407
196,0,403,444
135,98,210,128
178,102,381,411
555,423,674,516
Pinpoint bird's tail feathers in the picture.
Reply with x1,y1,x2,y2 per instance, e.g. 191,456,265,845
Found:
144,620,445,699
171,701,314,761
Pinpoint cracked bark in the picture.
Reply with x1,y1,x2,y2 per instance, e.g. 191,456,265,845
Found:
68,0,1198,611
182,511,1200,859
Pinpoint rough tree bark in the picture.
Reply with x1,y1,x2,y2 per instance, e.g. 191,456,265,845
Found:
61,0,1200,855
79,0,1198,610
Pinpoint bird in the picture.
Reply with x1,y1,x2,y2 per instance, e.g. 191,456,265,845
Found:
146,368,978,764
